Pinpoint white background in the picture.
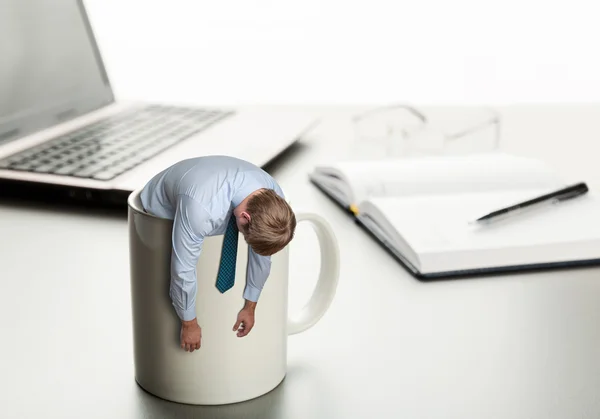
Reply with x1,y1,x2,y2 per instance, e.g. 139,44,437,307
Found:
84,0,600,106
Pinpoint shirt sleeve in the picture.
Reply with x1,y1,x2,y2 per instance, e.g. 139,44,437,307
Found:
170,194,214,321
243,247,272,301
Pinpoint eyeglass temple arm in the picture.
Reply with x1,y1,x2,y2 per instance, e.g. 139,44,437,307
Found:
352,104,428,125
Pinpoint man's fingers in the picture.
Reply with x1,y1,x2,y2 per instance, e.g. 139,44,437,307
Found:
233,319,241,331
237,323,252,337
180,341,200,352
235,320,245,336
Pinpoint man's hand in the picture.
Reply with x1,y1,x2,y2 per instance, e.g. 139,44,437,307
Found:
233,300,257,337
180,318,201,352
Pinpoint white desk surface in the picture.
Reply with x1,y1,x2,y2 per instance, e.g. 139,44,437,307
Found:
2,104,600,419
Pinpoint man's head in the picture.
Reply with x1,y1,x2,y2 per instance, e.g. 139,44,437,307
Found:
233,188,296,256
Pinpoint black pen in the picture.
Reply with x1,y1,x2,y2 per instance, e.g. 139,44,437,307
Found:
474,182,589,224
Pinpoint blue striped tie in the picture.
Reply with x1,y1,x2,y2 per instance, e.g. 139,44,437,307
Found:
215,214,239,293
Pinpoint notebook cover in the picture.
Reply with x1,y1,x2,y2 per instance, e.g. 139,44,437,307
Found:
354,216,600,280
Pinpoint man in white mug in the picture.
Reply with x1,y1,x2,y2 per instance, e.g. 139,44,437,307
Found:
139,155,297,352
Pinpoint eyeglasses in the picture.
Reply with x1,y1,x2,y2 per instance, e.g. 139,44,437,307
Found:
351,104,501,158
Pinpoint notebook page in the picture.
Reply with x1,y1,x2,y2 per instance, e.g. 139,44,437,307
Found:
368,190,600,270
330,152,562,203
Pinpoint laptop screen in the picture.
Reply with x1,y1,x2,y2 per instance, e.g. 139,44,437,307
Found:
0,0,114,146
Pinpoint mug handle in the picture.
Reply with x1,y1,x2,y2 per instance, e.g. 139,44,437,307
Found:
287,212,340,335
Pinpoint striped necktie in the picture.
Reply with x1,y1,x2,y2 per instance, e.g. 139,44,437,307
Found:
215,214,239,293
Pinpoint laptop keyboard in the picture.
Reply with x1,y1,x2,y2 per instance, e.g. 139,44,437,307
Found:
0,105,233,181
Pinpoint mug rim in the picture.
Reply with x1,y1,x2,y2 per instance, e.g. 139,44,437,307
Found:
127,188,171,222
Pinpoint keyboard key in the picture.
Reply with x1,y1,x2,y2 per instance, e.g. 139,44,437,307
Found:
91,170,118,181
33,164,58,173
53,163,85,176
72,163,111,178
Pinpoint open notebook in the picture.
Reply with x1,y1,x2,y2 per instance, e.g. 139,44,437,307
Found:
309,152,600,278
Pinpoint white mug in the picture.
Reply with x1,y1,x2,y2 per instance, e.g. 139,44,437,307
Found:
127,188,340,405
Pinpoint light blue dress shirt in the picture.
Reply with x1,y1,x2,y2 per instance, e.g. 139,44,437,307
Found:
139,155,285,321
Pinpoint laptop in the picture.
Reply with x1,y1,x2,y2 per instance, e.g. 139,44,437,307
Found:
0,0,317,208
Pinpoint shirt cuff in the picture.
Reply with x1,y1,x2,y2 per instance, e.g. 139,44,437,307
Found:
243,285,262,302
174,304,197,321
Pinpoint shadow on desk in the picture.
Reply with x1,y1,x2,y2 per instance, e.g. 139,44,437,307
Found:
262,141,311,174
134,363,331,419
0,194,126,221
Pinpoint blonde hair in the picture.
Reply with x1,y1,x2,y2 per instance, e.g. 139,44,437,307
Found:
243,189,296,256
